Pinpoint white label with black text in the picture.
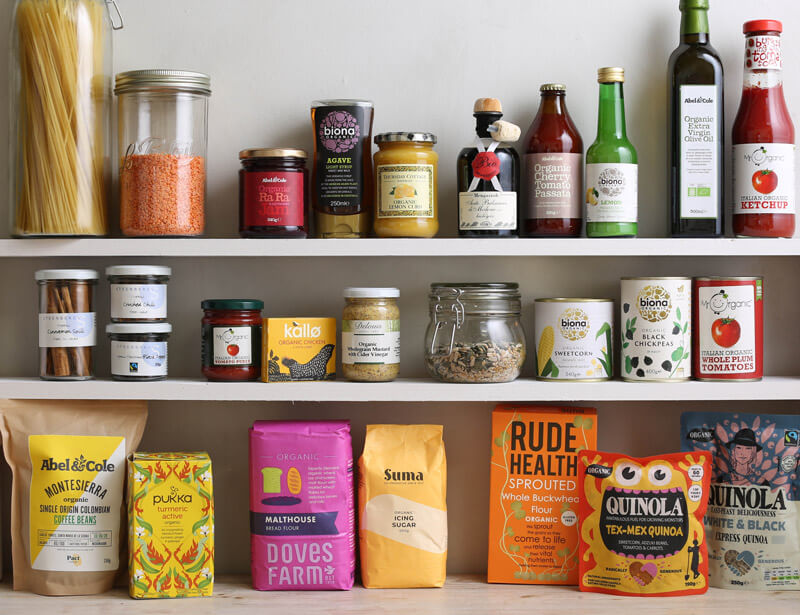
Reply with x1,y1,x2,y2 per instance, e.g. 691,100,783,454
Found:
680,85,719,219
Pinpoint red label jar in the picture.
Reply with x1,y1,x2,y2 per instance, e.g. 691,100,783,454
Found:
692,277,763,381
239,148,308,238
201,299,263,381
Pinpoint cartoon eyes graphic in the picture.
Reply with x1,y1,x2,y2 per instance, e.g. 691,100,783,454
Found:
648,464,673,486
615,462,642,486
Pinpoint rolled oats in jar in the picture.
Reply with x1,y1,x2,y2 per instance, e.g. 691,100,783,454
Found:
341,288,400,382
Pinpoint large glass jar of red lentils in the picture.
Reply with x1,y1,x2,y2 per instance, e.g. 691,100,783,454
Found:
201,299,263,381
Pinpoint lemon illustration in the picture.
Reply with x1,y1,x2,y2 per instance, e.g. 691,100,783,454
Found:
394,184,415,199
537,326,555,376
586,188,598,206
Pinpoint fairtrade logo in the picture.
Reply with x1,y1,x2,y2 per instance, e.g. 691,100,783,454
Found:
785,429,799,446
636,286,672,322
558,307,590,341
596,167,626,197
319,110,360,153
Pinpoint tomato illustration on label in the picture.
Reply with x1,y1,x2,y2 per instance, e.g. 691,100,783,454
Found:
711,318,740,348
472,151,500,180
227,344,240,356
752,169,778,195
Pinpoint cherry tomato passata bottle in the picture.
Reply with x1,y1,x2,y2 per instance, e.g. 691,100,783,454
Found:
732,20,795,238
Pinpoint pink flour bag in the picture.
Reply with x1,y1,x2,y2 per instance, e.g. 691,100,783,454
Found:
249,420,355,590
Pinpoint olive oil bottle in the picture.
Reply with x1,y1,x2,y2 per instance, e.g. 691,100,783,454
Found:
668,0,724,236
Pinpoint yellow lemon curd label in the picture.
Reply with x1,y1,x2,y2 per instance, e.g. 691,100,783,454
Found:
29,434,126,572
128,452,214,598
377,164,435,218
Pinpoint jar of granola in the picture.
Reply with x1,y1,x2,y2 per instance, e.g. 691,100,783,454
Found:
341,288,400,382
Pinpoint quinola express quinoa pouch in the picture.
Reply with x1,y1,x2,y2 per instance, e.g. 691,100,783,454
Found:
682,411,800,589
0,399,147,595
578,449,711,596
358,424,447,588
249,420,355,590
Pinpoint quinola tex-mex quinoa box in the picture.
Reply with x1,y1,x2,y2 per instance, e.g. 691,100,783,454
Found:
488,405,597,584
128,452,214,598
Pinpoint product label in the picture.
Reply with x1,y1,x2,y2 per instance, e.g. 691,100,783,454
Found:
342,319,400,365
745,35,782,71
313,105,369,212
29,434,125,571
362,494,447,554
680,85,719,219
243,171,305,227
264,318,336,382
621,279,691,380
526,153,582,219
110,341,167,377
376,164,434,218
535,302,613,380
733,143,795,215
38,312,96,348
458,192,517,230
110,284,166,320
697,283,759,376
585,163,637,223
472,151,501,180
212,326,253,366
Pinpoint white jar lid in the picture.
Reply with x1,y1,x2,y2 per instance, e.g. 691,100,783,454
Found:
343,287,400,298
106,265,172,277
35,269,99,281
106,323,172,334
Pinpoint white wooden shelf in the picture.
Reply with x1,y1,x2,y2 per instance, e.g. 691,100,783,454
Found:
0,376,796,402
1,574,795,615
1,237,799,258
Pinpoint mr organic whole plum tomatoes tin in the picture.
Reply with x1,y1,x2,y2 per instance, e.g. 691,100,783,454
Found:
693,277,763,381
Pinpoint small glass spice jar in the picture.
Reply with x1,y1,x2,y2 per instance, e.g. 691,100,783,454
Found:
107,323,171,381
106,265,171,322
342,287,400,382
239,148,308,238
424,283,526,383
374,132,439,237
201,299,263,381
36,269,98,380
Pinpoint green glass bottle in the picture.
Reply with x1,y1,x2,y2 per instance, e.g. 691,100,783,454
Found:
585,67,638,238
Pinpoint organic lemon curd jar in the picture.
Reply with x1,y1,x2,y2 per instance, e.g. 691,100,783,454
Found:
373,132,439,237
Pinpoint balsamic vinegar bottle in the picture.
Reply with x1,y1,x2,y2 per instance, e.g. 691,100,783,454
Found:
668,0,724,237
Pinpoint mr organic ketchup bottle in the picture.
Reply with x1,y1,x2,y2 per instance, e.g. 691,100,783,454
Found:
732,20,795,238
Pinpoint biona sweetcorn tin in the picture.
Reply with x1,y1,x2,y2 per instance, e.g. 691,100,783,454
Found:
621,277,691,381
534,299,614,381
692,276,763,381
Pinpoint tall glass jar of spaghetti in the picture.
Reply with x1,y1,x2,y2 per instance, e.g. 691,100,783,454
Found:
732,20,795,237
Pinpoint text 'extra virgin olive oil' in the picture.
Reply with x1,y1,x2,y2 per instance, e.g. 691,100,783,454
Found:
669,0,724,237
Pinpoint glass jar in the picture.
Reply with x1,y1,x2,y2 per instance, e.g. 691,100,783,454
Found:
10,0,119,236
115,69,211,236
424,283,525,383
106,265,171,322
107,323,171,381
342,287,400,382
36,269,99,380
239,148,308,238
201,299,263,381
374,133,439,238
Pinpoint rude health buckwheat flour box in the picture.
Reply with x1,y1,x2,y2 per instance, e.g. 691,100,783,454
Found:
262,318,336,382
488,405,597,585
128,452,214,598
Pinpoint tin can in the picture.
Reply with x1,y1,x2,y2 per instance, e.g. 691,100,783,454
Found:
534,298,614,381
692,277,763,381
621,277,691,382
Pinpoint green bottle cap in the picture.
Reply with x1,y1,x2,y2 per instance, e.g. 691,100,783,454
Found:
679,0,709,9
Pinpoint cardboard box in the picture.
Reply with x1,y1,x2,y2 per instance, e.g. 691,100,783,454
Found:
262,318,336,382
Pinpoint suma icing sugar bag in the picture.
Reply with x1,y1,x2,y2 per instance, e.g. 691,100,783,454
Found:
358,424,447,588
682,411,800,590
0,399,147,596
249,420,355,590
578,449,712,597
488,405,597,585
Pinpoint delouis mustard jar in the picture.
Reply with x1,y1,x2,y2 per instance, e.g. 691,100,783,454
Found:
373,132,438,237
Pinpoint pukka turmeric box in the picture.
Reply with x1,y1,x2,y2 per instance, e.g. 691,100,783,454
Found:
262,318,336,382
128,452,214,599
488,405,596,585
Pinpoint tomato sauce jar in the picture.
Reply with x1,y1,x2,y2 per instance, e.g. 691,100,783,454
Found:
239,148,308,238
201,299,263,381
693,277,763,381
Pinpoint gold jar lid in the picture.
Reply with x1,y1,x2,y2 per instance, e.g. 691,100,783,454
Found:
540,83,566,92
597,67,625,83
239,148,307,159
374,132,437,144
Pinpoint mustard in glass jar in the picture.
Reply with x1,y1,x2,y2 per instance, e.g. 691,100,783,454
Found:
373,132,438,237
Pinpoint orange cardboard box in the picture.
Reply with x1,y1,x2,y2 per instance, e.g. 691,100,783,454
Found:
488,404,597,585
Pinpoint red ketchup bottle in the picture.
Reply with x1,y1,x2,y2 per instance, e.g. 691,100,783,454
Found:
732,20,795,237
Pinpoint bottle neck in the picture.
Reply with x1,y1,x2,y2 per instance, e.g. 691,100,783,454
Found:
680,8,709,42
596,82,627,140
475,112,502,138
538,92,566,116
